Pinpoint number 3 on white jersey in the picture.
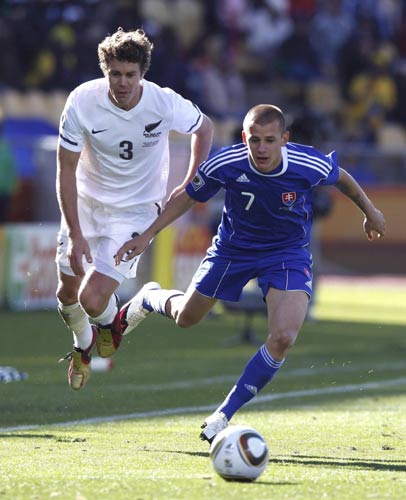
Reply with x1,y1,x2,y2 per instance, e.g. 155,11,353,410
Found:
241,192,255,211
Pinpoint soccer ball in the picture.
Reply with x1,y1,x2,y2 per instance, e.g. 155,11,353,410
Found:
209,425,269,482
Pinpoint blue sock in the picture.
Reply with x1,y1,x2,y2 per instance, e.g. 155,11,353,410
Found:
142,289,183,317
217,344,284,421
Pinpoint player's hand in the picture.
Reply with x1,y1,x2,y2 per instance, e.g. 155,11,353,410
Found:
363,208,386,241
115,233,150,266
67,235,92,276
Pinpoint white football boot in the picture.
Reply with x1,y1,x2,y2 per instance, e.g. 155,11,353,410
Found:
120,281,161,335
200,411,229,443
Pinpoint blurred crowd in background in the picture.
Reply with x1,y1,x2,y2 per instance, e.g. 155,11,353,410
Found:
0,0,405,223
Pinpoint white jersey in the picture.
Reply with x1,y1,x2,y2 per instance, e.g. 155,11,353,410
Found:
58,78,203,209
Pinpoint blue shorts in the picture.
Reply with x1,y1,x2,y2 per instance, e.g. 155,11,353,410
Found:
191,250,313,301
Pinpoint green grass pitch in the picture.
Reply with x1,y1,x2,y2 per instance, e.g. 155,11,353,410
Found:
1,278,406,499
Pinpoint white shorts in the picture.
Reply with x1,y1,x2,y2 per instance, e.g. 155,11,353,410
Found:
56,196,160,284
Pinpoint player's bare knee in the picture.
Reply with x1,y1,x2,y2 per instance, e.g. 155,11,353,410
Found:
268,328,298,355
78,289,101,317
56,284,77,306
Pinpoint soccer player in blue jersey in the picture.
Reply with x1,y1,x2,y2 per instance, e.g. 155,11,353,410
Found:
114,104,386,443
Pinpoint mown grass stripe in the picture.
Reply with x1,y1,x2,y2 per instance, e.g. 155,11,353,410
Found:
107,360,406,392
2,376,405,433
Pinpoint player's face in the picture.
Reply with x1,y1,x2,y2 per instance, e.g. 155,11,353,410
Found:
242,120,289,172
106,59,143,110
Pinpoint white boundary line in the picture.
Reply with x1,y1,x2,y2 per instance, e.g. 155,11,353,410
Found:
1,376,406,433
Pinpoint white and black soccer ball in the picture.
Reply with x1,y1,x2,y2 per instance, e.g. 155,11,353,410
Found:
209,425,269,482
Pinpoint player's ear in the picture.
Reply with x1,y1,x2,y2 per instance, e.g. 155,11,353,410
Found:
282,129,290,145
242,130,247,145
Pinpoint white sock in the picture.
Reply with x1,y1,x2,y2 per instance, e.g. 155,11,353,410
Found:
143,289,184,316
58,301,93,350
90,294,118,326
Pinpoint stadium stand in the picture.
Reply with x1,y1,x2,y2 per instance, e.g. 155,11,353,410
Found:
0,0,404,307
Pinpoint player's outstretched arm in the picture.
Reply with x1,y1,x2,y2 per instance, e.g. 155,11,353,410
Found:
335,167,386,241
115,190,197,264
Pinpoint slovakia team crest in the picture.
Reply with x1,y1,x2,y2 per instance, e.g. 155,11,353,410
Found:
282,192,296,206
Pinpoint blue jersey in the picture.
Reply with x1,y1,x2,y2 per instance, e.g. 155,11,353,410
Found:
185,142,339,256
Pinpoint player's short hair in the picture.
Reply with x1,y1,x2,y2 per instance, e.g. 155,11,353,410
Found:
243,104,285,133
98,27,153,76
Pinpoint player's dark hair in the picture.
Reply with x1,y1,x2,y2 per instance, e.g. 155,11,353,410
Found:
98,27,153,76
243,104,286,132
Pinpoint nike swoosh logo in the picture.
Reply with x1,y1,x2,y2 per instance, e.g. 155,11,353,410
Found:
91,128,108,134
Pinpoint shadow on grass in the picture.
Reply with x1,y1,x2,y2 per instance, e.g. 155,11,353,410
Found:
160,449,406,473
0,433,87,443
270,455,406,472
0,433,56,439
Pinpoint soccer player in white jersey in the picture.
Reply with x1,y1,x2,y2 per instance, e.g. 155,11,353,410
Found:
55,27,213,390
114,104,386,442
